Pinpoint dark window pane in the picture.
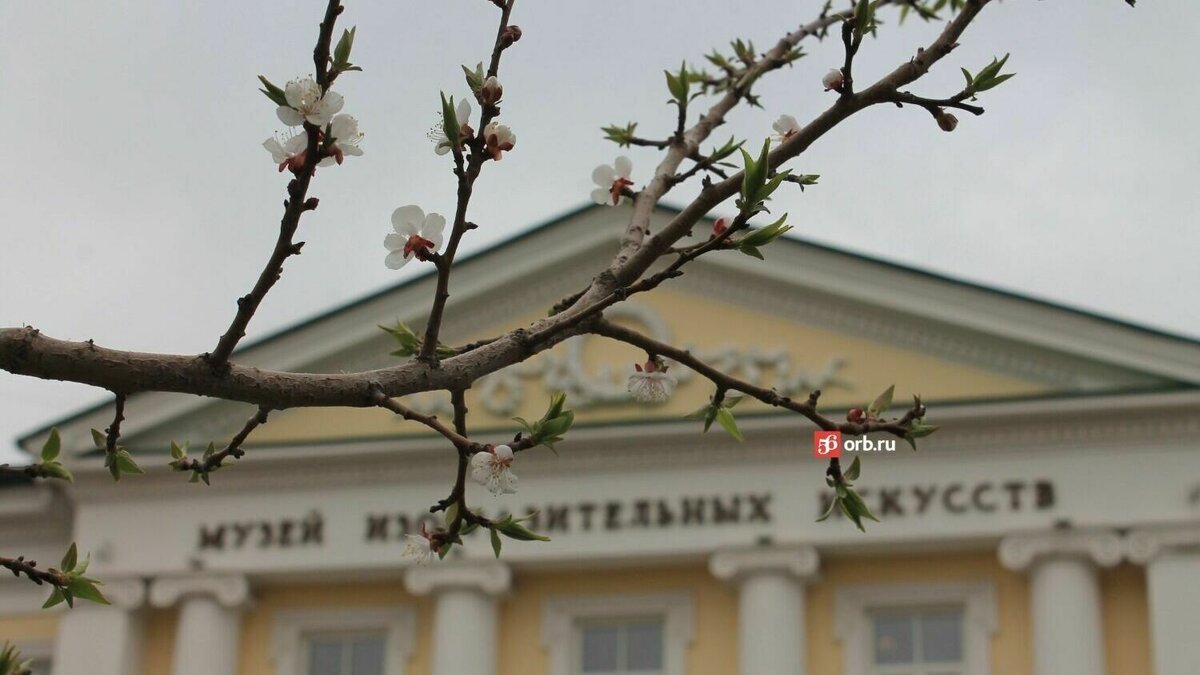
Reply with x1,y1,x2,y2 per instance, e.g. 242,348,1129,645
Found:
922,610,963,662
625,621,664,670
873,614,915,665
581,624,619,672
350,637,385,675
308,638,343,675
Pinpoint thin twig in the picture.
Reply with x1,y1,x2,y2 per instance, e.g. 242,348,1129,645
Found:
592,319,926,437
207,0,344,368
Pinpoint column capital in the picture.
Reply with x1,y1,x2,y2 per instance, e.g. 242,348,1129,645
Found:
998,529,1122,571
709,544,819,583
148,574,250,609
1126,523,1200,564
404,560,511,597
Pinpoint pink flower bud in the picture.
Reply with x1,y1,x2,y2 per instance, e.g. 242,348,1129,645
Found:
481,76,503,105
822,68,844,92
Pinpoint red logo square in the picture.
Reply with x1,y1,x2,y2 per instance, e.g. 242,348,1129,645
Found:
814,430,842,458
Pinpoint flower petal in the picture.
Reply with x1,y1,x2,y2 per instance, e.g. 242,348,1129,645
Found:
383,233,407,253
263,138,286,162
614,156,633,179
322,90,345,116
456,98,472,125
592,164,616,188
384,250,411,269
276,106,306,127
469,452,492,487
591,187,613,206
392,205,425,234
421,213,447,239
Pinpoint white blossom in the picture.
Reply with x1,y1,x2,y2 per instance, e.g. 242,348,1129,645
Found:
319,114,364,166
276,77,344,127
429,98,473,156
402,526,437,565
262,130,308,173
627,359,677,404
591,156,634,206
385,206,446,269
822,68,844,92
484,122,516,161
772,114,801,142
470,444,518,496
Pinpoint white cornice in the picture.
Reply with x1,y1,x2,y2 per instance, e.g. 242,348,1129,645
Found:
1126,523,1200,563
403,560,511,596
998,529,1124,570
148,573,250,608
709,544,819,582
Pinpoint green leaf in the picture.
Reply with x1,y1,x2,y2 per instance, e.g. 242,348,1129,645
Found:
41,428,61,462
60,542,78,572
868,385,895,417
203,442,216,459
462,62,484,91
333,27,356,67
42,588,65,609
380,321,421,357
601,122,638,148
495,516,551,542
440,92,459,150
170,441,186,461
114,450,144,476
444,502,459,528
257,76,289,107
816,496,839,522
91,428,106,451
490,528,503,558
42,462,73,483
844,455,861,482
714,407,744,443
841,486,880,532
665,68,688,102
68,577,109,605
544,392,567,421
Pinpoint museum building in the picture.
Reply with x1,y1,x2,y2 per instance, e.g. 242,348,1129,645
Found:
2,205,1198,675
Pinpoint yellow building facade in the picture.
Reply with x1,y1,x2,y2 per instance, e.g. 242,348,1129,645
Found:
3,206,1198,675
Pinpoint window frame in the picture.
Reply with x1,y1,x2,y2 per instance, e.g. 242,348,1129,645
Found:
542,593,694,675
834,582,997,675
271,607,416,675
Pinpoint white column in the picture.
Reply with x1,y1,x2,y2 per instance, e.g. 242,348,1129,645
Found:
52,578,146,675
149,574,250,675
405,560,511,675
710,545,819,675
1127,524,1200,675
999,529,1122,675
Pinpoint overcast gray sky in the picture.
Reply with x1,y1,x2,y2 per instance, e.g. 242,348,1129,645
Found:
1,1,1196,462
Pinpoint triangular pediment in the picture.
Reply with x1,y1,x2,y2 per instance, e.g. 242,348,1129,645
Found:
25,205,1199,455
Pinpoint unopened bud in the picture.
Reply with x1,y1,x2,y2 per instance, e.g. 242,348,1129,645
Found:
481,76,503,105
499,25,523,49
935,109,958,132
822,68,844,92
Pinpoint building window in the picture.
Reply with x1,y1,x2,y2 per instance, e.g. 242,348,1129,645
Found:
869,607,965,675
835,583,996,675
304,631,386,675
543,593,693,675
579,618,665,674
272,608,415,675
